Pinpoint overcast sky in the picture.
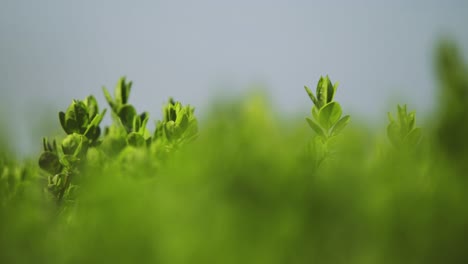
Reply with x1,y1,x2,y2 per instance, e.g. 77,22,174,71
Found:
1,0,468,155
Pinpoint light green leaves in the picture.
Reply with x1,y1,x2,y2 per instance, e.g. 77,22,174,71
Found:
62,133,89,156
103,78,152,139
115,77,132,105
304,85,319,107
331,115,350,136
304,76,350,168
103,76,132,111
154,98,198,145
306,118,325,138
304,76,350,139
387,104,422,148
318,102,342,130
39,76,199,203
305,76,338,110
59,96,106,143
85,95,99,120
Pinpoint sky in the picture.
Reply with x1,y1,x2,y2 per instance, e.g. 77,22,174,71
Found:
1,0,468,155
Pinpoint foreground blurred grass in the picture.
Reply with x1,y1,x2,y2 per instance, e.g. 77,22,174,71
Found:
1,40,468,263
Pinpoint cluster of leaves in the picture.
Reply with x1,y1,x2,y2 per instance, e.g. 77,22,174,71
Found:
100,78,151,154
100,78,198,156
38,95,106,202
38,77,198,203
387,104,422,149
304,76,350,140
153,98,198,155
304,76,350,166
304,76,423,166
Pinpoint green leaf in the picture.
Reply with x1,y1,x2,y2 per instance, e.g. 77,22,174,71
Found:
316,77,328,109
56,143,69,167
140,112,148,123
118,104,137,131
311,106,319,121
176,108,189,129
62,133,88,156
83,109,106,141
38,151,62,175
139,113,150,134
64,102,79,133
84,125,101,142
304,85,319,107
91,109,107,127
62,134,80,155
115,77,132,105
73,101,90,131
115,78,123,105
85,95,99,120
164,99,177,122
306,118,326,138
63,100,90,134
123,80,132,104
331,115,350,136
73,135,89,157
405,128,422,146
59,112,70,134
50,173,63,187
42,137,49,152
132,115,141,132
330,81,339,103
102,86,115,110
397,105,407,127
326,76,335,103
318,102,342,130
127,132,145,148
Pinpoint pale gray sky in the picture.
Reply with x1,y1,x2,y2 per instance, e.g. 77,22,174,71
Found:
1,0,468,155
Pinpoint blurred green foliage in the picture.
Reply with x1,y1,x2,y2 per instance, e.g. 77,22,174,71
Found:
434,40,468,170
1,40,468,264
387,104,422,149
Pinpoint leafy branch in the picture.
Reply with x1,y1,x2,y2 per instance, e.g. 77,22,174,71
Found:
38,77,198,203
304,76,350,167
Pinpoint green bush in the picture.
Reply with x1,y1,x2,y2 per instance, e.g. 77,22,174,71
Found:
1,40,468,264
